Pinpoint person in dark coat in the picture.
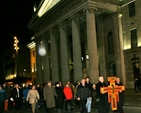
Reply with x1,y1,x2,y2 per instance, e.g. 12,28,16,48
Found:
23,84,30,109
76,78,91,113
114,77,124,113
43,81,57,113
54,82,64,113
0,85,6,113
10,84,23,113
96,76,109,113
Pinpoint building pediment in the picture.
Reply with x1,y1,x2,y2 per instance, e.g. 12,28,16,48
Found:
28,0,61,27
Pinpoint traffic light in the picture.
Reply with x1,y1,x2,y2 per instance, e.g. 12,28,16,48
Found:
14,37,19,51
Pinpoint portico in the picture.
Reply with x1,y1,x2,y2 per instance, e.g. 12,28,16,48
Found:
28,0,126,86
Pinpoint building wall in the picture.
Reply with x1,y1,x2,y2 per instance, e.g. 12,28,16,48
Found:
0,44,31,83
122,0,141,88
18,44,31,78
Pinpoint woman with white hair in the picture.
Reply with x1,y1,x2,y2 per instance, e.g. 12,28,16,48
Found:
96,76,109,113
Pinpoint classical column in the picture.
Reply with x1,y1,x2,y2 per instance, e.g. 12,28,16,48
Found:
42,36,50,83
72,16,83,82
60,23,70,84
50,30,59,83
113,13,126,86
86,8,99,83
97,17,107,80
35,39,43,84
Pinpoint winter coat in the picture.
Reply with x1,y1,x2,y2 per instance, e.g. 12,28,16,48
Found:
26,89,40,104
55,87,64,109
63,87,73,100
43,86,57,108
76,84,91,100
23,88,30,99
0,89,6,102
96,82,108,105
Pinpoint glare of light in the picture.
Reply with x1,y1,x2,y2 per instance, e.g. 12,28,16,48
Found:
86,55,89,60
37,0,60,17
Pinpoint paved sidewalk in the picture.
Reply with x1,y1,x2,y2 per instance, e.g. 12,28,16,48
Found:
124,88,141,107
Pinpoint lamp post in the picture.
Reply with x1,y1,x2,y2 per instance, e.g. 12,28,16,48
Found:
38,40,46,83
38,41,46,57
14,36,19,78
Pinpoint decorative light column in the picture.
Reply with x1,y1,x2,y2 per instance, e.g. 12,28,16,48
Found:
14,36,19,77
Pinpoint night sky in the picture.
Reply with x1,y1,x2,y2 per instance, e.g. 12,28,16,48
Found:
0,0,40,55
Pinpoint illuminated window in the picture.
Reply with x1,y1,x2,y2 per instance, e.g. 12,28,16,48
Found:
128,2,135,17
33,63,36,72
32,50,35,57
130,29,137,48
108,32,114,54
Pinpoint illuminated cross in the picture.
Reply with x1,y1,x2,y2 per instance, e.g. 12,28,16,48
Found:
100,77,125,110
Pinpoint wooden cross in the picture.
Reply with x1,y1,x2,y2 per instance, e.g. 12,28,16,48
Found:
100,77,125,110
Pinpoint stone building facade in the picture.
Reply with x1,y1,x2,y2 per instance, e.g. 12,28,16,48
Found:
28,0,141,88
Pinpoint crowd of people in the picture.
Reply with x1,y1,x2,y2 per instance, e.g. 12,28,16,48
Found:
0,76,124,113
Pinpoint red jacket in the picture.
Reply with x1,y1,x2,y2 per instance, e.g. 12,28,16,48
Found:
63,87,73,100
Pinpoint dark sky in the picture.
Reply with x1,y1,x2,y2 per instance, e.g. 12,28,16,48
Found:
0,0,40,55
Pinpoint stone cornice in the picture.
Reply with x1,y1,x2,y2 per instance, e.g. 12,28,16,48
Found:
31,0,87,38
30,0,118,39
93,0,120,5
96,1,118,13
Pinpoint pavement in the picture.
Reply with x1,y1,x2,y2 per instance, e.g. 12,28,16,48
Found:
5,88,141,113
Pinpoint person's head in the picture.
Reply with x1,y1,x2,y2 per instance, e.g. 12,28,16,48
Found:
66,80,70,85
0,85,2,90
81,78,85,85
65,83,69,87
47,81,52,87
31,85,36,90
116,77,120,83
37,84,40,87
59,82,62,86
2,83,6,87
99,76,104,83
55,82,60,87
15,84,19,89
92,83,96,89
85,76,90,82
25,83,29,88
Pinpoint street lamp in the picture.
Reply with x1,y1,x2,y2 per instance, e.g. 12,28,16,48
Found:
38,41,46,56
38,39,46,84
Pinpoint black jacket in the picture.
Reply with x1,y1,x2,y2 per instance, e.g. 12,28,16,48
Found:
96,82,108,105
76,84,91,100
115,82,124,103
11,88,23,100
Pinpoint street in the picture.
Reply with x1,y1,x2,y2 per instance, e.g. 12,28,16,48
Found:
5,88,141,113
5,104,141,113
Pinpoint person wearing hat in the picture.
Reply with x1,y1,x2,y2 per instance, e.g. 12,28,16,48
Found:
0,85,6,113
54,82,64,113
43,81,57,113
